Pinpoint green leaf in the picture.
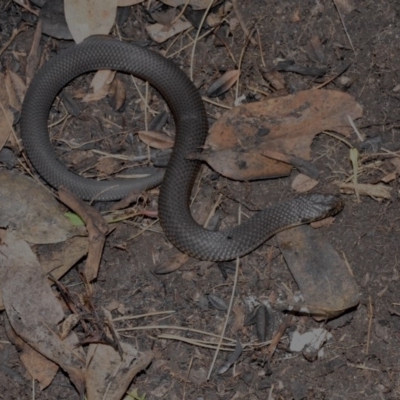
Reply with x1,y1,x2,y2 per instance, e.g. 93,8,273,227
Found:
64,212,84,226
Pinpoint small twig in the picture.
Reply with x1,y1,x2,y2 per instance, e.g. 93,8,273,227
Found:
203,193,223,228
322,131,354,148
348,115,364,142
202,96,232,109
113,310,175,322
332,0,355,53
256,27,266,67
366,295,373,356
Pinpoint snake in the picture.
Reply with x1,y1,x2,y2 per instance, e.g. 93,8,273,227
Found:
20,36,344,261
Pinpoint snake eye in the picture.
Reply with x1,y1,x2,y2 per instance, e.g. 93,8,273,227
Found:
226,235,233,240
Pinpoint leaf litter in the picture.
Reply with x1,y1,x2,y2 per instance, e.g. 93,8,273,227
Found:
1,0,389,398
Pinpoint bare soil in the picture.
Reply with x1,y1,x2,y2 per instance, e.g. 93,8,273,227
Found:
1,1,400,399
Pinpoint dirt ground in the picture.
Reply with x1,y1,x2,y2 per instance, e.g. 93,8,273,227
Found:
1,0,400,399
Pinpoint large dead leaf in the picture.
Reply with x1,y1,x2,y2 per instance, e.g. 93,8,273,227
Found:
277,225,359,318
65,0,118,43
86,342,153,400
4,317,59,390
0,170,82,244
0,236,89,311
0,230,86,394
201,90,362,180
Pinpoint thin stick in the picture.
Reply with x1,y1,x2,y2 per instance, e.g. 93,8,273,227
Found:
347,115,364,142
366,295,373,355
322,131,353,148
332,0,355,53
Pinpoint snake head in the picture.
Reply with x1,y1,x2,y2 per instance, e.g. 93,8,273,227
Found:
299,193,344,223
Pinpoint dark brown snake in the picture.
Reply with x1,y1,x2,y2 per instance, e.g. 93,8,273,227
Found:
20,36,344,261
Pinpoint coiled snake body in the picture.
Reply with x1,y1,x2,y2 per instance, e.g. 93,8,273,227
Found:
20,36,343,261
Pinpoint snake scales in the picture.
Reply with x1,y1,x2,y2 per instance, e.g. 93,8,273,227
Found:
20,36,344,261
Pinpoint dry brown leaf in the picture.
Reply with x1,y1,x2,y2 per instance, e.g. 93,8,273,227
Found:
58,188,108,282
292,173,319,193
117,0,145,5
334,0,354,14
96,157,120,175
109,77,126,111
0,236,89,311
277,225,359,318
86,342,152,400
0,170,82,244
202,89,362,180
380,171,397,183
0,73,14,151
310,216,336,229
0,231,86,394
146,19,192,43
65,0,118,44
4,318,59,391
138,130,174,149
154,252,190,274
83,70,116,102
207,70,240,98
25,19,42,86
291,8,301,22
390,158,400,173
5,70,26,111
336,182,391,200
19,341,59,390
305,36,325,63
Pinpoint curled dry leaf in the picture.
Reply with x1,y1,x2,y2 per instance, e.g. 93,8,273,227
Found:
109,77,126,111
380,171,397,183
154,252,190,274
207,69,240,98
138,130,174,149
5,70,26,110
146,19,192,43
200,89,362,181
83,70,116,102
64,0,118,44
292,173,319,193
305,36,325,63
208,293,228,311
217,341,242,374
